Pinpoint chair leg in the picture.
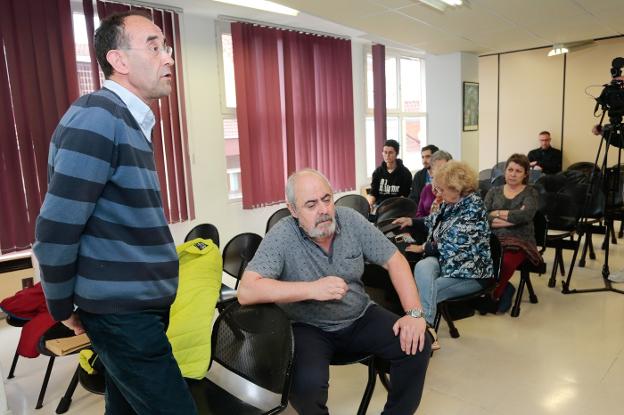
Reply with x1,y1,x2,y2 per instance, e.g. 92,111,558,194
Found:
440,303,459,338
562,240,581,293
588,232,596,260
557,249,565,276
548,250,560,288
55,365,80,414
36,356,55,410
7,350,19,379
356,358,377,415
511,271,527,318
579,232,590,267
525,275,538,304
433,310,442,333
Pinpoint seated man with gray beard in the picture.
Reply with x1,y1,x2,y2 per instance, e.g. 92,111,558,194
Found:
238,168,431,415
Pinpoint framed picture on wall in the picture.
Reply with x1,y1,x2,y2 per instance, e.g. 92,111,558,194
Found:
463,82,479,131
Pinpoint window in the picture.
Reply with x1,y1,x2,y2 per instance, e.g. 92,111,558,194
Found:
365,52,427,176
72,12,104,95
219,30,242,200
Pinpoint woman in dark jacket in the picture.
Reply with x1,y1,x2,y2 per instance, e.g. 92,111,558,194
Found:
483,153,541,313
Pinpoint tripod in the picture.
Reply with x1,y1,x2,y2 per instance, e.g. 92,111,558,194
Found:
562,118,624,295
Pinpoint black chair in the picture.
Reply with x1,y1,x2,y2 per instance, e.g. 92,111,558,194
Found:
335,194,370,218
188,301,294,415
56,353,105,414
5,315,29,380
433,234,502,338
185,223,220,247
330,354,377,415
478,168,492,181
375,197,418,224
510,211,548,317
535,174,586,289
491,161,506,181
222,233,263,291
265,208,291,233
183,223,234,306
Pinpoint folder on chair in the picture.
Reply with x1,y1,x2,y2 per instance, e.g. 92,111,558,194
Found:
45,333,91,356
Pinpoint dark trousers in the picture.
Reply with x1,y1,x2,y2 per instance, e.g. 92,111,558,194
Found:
78,309,197,415
290,305,431,415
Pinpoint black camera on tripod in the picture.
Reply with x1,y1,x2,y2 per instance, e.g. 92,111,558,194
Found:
595,57,624,126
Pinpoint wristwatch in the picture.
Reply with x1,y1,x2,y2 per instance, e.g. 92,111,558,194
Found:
405,308,425,319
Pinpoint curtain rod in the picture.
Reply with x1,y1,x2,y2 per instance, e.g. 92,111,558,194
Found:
218,15,351,40
98,0,182,14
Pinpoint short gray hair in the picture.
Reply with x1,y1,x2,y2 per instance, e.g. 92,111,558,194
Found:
431,150,453,164
285,168,333,207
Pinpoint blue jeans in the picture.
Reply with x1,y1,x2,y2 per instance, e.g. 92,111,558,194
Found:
78,309,197,415
414,256,486,325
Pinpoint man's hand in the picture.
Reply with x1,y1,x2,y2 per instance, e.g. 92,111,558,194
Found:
62,313,85,335
392,315,427,354
392,217,412,229
529,161,538,167
310,276,348,301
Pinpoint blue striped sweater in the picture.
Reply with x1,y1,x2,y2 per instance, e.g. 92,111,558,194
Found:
33,88,178,321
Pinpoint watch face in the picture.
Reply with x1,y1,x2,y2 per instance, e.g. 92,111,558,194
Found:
407,309,424,318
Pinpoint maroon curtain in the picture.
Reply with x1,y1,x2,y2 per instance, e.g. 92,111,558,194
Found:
372,44,387,166
91,1,195,223
0,0,78,254
231,23,287,209
283,32,355,192
232,22,356,208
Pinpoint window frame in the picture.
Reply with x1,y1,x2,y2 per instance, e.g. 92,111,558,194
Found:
365,47,427,178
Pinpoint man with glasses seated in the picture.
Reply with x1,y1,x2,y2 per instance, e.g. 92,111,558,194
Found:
238,169,431,415
34,11,196,414
528,131,562,174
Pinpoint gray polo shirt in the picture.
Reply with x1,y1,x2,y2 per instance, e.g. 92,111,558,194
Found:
247,206,397,331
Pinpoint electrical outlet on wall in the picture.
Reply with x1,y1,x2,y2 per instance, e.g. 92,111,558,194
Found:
21,277,34,289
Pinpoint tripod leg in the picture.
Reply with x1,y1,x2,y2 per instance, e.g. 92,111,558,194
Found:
579,232,589,267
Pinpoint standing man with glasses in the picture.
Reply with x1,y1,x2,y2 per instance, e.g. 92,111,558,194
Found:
33,11,197,414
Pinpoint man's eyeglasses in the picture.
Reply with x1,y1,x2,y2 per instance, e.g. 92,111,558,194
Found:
122,44,173,57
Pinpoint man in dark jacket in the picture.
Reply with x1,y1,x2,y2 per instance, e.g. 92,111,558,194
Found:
408,144,439,205
367,139,413,208
528,131,562,174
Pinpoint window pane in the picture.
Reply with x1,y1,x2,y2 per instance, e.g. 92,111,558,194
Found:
400,57,425,112
223,118,241,199
386,57,397,110
402,117,427,170
387,117,400,142
221,34,237,108
366,53,373,110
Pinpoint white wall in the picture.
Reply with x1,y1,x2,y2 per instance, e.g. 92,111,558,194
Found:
169,13,370,245
425,53,463,161
460,52,479,169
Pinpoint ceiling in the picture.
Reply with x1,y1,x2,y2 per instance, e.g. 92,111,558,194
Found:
171,0,623,55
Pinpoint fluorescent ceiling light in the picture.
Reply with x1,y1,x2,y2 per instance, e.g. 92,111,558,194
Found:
548,45,569,57
213,0,299,16
418,0,463,12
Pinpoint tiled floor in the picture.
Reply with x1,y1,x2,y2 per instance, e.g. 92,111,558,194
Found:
2,233,624,414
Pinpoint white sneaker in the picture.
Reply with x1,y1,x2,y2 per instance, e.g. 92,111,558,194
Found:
608,271,624,283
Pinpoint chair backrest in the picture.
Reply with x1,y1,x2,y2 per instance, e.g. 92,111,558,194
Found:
222,232,263,288
491,161,506,180
184,223,220,247
490,234,503,281
528,169,543,184
566,162,600,179
265,207,291,233
478,168,492,181
375,197,418,224
211,301,294,406
335,194,370,218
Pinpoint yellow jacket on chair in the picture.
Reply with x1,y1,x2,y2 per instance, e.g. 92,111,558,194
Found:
167,238,222,379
